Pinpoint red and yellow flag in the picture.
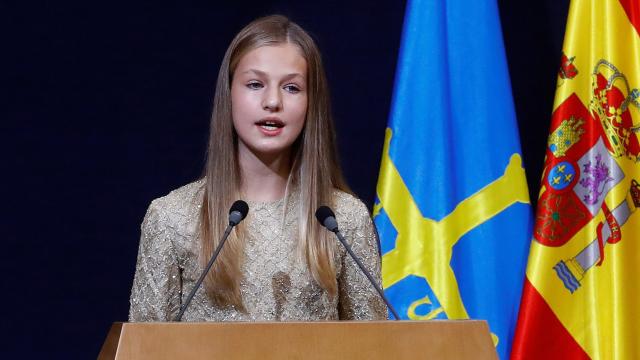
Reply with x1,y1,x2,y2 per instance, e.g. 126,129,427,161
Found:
511,0,640,359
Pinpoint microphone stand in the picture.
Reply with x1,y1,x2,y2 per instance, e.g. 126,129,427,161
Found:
332,229,401,320
173,224,234,322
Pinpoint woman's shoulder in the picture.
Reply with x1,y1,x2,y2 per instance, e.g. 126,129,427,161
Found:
331,189,371,226
147,178,205,219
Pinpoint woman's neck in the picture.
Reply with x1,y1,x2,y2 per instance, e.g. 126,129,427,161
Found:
238,144,292,202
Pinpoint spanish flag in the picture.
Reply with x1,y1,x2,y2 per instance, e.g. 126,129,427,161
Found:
511,0,640,359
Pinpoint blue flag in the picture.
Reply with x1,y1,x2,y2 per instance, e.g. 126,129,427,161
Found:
373,0,533,358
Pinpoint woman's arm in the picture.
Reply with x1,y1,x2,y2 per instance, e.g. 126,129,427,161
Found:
128,200,181,322
336,198,388,320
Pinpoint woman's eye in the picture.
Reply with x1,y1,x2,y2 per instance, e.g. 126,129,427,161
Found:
247,82,263,90
284,84,300,93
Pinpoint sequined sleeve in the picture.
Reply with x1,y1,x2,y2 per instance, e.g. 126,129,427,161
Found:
129,200,182,322
336,197,388,320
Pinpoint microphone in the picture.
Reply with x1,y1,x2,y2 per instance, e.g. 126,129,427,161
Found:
315,206,401,320
173,200,249,321
228,200,249,226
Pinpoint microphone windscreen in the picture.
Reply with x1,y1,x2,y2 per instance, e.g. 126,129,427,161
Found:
315,206,338,231
229,200,249,225
315,206,335,224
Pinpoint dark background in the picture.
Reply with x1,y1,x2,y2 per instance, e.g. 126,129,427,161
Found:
3,1,569,358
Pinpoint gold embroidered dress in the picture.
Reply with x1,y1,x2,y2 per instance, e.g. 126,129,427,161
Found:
129,180,387,322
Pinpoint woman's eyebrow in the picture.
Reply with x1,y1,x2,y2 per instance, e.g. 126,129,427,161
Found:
241,68,267,76
241,69,305,81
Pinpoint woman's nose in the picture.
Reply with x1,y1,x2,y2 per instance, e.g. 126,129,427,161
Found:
262,87,282,111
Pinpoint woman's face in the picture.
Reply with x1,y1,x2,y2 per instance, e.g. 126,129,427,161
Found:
231,43,308,158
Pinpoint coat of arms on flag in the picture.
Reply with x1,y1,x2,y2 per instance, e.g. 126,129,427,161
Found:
512,0,640,358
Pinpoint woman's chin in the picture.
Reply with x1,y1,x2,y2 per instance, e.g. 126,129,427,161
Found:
239,140,295,159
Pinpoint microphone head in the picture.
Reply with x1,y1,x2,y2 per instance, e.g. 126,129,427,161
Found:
229,200,249,226
315,206,339,232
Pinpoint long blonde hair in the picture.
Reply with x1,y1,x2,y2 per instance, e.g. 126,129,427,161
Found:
200,15,349,308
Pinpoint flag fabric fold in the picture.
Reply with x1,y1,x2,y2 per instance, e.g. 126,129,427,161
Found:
512,0,640,359
373,0,533,358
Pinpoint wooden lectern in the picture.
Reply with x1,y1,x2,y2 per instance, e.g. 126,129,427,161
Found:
98,320,497,359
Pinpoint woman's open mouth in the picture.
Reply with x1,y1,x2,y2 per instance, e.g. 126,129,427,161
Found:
255,119,285,135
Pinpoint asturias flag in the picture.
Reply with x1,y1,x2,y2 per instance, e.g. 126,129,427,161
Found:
511,0,640,359
373,0,533,358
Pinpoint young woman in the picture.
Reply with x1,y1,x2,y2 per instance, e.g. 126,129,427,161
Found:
129,15,386,321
